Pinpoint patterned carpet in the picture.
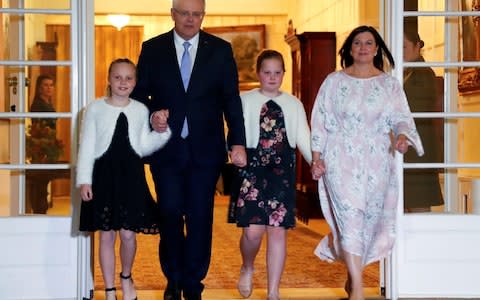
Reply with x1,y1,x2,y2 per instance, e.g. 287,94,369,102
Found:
94,196,379,290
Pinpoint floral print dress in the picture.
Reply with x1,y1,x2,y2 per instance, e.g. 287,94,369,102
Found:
311,71,424,265
233,100,296,228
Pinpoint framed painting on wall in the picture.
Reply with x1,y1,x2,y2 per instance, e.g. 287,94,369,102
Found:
458,0,480,94
203,24,265,90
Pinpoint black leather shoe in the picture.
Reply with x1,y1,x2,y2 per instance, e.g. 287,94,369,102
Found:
164,282,181,300
183,292,202,300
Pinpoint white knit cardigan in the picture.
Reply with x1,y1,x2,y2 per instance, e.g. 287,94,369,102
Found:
76,98,171,186
241,89,312,164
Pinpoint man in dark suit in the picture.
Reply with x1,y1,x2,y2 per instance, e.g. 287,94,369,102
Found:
131,0,247,299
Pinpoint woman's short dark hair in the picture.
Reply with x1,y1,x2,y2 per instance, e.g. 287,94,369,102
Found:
255,49,285,73
339,25,395,71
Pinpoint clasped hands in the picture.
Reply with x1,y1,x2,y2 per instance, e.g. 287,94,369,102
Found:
151,109,247,167
151,110,170,132
229,145,247,167
311,159,326,181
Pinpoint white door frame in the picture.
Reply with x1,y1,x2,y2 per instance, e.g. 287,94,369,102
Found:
0,1,94,299
77,0,95,297
385,0,480,298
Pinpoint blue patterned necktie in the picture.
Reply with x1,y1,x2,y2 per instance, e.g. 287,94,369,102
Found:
180,41,191,138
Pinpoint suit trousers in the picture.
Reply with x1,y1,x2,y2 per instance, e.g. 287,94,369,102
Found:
150,138,222,293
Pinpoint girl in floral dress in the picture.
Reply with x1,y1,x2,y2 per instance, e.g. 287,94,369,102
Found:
231,50,312,300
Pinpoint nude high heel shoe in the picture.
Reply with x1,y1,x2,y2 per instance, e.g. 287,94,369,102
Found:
237,266,254,298
266,294,280,300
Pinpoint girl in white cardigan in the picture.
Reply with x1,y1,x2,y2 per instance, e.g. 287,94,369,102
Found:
232,50,312,300
77,58,171,300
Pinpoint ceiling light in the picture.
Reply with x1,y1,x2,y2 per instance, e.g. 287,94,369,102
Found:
107,14,130,31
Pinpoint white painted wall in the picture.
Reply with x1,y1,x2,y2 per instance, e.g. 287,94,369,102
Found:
285,0,380,70
94,2,292,92
94,0,289,15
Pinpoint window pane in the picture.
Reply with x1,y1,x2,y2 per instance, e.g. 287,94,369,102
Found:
28,67,71,113
0,117,71,216
460,171,480,214
405,0,447,12
0,65,70,113
405,116,480,165
417,1,445,11
0,13,71,61
24,115,71,216
404,168,480,215
404,16,446,63
0,119,9,164
28,15,72,61
2,1,70,9
0,66,26,113
25,118,70,164
0,168,71,217
403,14,480,66
25,169,71,215
458,116,480,164
404,168,445,213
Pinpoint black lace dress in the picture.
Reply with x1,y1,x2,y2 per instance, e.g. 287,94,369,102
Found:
79,113,159,233
232,100,296,228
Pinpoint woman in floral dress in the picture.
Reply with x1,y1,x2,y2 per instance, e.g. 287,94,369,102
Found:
231,50,312,300
310,26,424,300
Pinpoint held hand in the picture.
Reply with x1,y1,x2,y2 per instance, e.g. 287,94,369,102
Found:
311,159,326,181
230,145,247,167
80,184,93,201
151,109,169,133
395,134,409,154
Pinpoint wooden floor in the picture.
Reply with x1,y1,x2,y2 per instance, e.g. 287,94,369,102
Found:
49,196,382,299
93,289,480,299
93,287,382,299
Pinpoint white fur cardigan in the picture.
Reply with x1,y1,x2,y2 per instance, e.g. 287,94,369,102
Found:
76,98,171,186
241,89,312,164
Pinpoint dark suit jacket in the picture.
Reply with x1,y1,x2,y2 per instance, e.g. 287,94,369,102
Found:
131,29,246,167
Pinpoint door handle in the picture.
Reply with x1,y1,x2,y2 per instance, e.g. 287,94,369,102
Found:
7,76,17,86
7,76,18,95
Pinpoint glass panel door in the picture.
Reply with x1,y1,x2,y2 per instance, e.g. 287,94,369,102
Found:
0,1,73,216
402,1,480,215
387,1,480,299
0,2,93,299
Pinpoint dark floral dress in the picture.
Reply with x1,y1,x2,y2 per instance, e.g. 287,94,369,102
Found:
233,100,296,228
